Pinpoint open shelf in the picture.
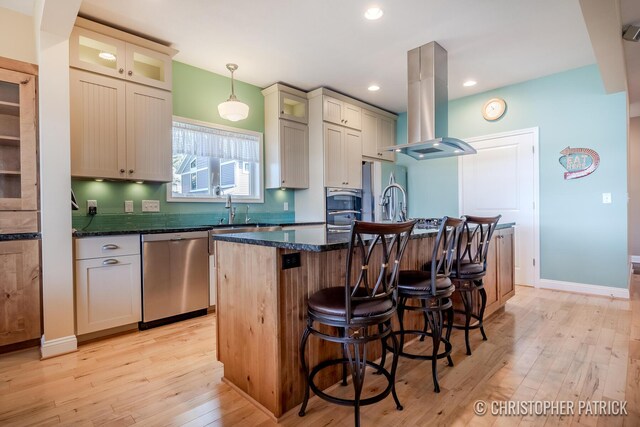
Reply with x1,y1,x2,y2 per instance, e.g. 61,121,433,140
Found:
0,101,19,116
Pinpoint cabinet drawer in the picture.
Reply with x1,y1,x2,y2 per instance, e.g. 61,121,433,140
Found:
75,235,140,260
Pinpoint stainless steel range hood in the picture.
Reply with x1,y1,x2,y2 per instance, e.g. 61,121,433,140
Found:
385,42,476,160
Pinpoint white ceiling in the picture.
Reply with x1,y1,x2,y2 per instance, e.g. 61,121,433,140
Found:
74,0,597,113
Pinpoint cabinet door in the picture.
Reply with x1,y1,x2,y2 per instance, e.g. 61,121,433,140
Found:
323,96,343,126
280,120,309,188
378,117,395,162
342,102,362,130
344,129,362,189
361,110,379,158
498,229,515,302
324,124,344,187
69,27,127,80
125,84,172,182
75,254,141,335
125,43,172,91
70,69,127,179
0,240,40,346
0,68,37,210
279,92,308,124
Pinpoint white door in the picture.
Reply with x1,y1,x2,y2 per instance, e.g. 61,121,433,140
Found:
459,129,538,285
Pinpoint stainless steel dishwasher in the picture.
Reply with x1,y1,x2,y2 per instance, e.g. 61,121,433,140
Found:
140,231,209,329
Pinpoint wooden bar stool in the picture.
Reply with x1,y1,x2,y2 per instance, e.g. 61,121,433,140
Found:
450,215,501,355
298,220,416,427
391,217,464,393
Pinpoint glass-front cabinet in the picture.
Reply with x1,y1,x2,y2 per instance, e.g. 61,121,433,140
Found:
0,68,37,211
70,27,172,91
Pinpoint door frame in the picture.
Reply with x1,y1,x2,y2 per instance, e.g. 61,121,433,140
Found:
457,127,540,287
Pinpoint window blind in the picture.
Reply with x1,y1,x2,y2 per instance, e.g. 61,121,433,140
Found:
172,121,260,163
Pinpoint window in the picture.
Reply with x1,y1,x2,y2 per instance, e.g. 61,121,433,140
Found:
168,117,264,202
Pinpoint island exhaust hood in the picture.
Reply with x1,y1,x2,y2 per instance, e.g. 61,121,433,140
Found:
385,42,476,160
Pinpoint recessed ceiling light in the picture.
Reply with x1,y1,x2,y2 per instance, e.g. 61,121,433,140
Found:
463,80,477,87
368,84,380,91
364,7,383,20
98,51,116,61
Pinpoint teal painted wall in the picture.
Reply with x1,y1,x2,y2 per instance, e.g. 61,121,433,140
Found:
397,65,628,288
72,61,294,224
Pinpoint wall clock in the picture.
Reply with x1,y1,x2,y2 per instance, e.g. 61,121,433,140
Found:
482,98,507,121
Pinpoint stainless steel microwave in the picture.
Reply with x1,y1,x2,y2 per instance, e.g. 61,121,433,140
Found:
325,187,362,232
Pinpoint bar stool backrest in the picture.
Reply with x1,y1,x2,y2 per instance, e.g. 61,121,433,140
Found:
346,220,417,323
456,215,502,274
429,217,465,294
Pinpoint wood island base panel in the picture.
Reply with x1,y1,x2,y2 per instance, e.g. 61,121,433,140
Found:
214,224,515,418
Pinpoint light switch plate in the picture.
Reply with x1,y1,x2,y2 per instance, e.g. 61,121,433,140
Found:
283,202,289,211
142,200,160,212
602,193,612,204
124,200,134,213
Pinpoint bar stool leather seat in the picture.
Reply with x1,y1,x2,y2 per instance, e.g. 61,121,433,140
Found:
398,270,454,293
450,261,484,278
308,287,394,319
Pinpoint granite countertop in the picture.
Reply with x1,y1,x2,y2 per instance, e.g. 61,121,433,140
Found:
72,222,325,237
213,222,516,252
0,232,41,241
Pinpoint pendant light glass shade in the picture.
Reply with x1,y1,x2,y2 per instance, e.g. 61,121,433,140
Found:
218,63,249,122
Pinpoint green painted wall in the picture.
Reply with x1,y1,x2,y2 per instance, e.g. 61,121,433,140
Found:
72,61,294,224
396,65,628,288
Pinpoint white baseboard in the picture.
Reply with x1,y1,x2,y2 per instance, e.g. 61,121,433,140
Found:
631,255,640,263
40,335,78,359
537,279,629,299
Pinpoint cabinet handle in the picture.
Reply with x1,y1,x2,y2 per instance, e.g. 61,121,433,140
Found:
345,120,348,124
119,68,124,74
120,169,125,173
129,169,134,174
127,70,133,76
102,259,119,265
101,244,119,250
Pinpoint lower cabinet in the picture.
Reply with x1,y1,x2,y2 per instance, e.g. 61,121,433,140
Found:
482,227,515,316
75,236,141,335
0,239,40,347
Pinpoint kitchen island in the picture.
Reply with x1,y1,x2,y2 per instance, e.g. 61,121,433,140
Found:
212,223,515,419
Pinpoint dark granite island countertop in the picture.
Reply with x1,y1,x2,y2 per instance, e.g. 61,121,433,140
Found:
212,222,516,252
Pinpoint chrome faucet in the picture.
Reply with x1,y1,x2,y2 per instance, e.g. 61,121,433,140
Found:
245,205,251,224
225,194,236,224
380,183,408,222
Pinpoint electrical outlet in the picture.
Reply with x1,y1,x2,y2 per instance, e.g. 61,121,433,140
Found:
124,200,134,213
602,193,612,204
142,200,160,212
87,200,97,215
284,202,289,211
281,252,301,270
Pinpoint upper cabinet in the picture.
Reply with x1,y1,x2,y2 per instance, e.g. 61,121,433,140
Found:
323,96,362,130
263,84,309,189
362,109,395,162
69,18,177,183
70,27,172,91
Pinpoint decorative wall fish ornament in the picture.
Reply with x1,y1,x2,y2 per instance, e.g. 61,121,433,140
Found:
558,146,600,180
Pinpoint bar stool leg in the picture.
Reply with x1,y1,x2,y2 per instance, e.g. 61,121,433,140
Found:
389,320,404,410
340,328,348,385
420,299,428,342
426,310,442,393
298,323,312,417
377,323,387,374
460,289,473,355
478,285,488,341
397,297,407,351
445,305,454,367
346,339,367,427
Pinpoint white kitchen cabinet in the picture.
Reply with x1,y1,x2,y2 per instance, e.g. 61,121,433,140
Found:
70,26,172,91
262,84,309,189
323,96,361,130
362,109,395,162
75,235,141,335
323,123,362,189
70,69,172,182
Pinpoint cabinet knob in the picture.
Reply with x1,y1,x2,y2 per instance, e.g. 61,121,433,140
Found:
120,169,125,173
129,169,134,174
119,68,124,74
345,120,348,124
127,70,133,76
281,110,285,114
282,180,285,183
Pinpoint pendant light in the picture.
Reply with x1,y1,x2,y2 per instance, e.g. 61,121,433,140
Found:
218,63,249,122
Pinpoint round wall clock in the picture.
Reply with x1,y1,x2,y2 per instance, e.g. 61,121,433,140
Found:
482,98,507,121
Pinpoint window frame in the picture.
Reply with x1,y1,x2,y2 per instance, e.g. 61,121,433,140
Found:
167,115,265,203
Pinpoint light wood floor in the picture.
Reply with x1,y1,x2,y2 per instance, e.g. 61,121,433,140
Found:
1,284,638,426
